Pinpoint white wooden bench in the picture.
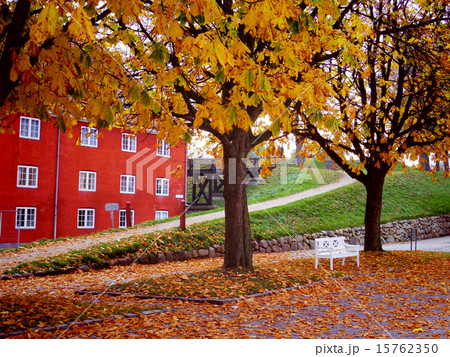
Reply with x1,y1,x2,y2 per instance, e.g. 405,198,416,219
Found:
315,237,361,270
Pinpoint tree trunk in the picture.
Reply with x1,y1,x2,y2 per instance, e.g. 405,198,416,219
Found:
363,173,386,251
0,0,31,106
222,131,253,269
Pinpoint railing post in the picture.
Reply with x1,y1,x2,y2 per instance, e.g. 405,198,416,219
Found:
410,228,417,250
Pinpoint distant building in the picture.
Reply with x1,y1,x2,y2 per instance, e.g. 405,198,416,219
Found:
0,115,186,246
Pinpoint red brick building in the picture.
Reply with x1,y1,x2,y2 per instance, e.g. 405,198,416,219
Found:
0,115,186,246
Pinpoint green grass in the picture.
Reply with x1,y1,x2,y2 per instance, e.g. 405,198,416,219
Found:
247,164,341,203
250,170,450,240
186,161,341,211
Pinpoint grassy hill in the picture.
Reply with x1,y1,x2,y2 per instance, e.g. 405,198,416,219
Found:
187,160,342,211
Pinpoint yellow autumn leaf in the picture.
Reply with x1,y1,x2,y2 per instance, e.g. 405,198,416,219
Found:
30,1,59,43
9,67,18,82
68,7,96,40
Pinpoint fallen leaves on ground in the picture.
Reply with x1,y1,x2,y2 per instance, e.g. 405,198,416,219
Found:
0,294,160,333
1,250,449,338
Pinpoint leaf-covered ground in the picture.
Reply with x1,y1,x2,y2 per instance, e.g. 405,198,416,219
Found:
1,250,448,338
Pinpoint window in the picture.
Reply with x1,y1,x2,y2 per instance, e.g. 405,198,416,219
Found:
120,175,135,194
122,133,137,153
80,126,98,147
156,178,169,196
19,116,40,140
157,140,170,157
79,171,97,191
77,209,95,228
16,207,36,229
155,210,168,220
17,165,38,188
119,210,135,228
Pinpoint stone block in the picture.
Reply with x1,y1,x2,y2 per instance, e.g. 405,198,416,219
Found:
272,246,282,253
79,265,90,272
282,243,291,252
198,249,209,258
157,253,166,264
260,239,268,249
175,252,185,261
165,252,175,262
138,254,150,264
208,247,216,258
91,263,101,270
118,257,132,266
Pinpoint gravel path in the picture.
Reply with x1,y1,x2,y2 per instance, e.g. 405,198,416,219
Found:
0,174,356,272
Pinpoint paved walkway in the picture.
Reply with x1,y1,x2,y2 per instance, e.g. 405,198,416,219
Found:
383,235,450,252
0,174,356,273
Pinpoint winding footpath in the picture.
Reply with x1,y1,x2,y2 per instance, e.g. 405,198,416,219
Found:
0,173,355,273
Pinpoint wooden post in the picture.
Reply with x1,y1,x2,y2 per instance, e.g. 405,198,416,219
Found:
180,200,186,231
126,202,132,228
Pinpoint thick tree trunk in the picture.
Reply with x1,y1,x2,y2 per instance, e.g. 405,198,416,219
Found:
222,132,253,269
363,173,386,251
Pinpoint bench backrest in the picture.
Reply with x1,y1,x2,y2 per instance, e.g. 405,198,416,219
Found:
315,237,346,250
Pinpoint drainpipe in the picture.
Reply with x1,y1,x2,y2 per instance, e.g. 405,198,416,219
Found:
184,144,188,210
53,128,61,240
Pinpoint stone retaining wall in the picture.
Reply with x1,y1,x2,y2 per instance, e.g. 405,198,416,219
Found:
136,214,450,261
95,213,450,263
251,214,450,253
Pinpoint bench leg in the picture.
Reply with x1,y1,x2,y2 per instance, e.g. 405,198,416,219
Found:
330,258,333,270
342,257,346,266
315,256,318,269
357,254,360,267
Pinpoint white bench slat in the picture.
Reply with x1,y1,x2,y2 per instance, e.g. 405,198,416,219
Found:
315,237,361,270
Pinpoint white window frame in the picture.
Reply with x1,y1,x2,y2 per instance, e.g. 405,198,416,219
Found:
17,165,38,188
157,140,170,157
156,178,169,196
119,210,135,228
19,116,40,140
80,126,98,148
120,175,136,194
15,207,36,229
79,171,97,192
155,210,169,220
122,133,137,153
77,209,95,229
